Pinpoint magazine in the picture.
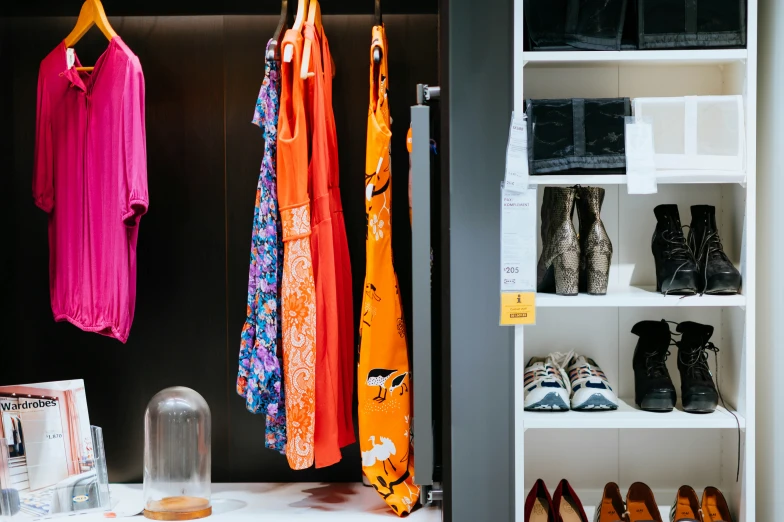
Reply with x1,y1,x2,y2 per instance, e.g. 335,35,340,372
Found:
0,380,108,520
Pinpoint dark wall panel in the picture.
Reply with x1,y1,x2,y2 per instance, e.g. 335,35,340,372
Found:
1,16,228,482
1,13,441,485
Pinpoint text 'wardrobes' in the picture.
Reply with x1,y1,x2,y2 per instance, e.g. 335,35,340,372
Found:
0,0,449,520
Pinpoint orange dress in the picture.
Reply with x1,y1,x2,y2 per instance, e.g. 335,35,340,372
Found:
304,22,341,469
319,21,356,450
277,28,316,470
358,25,421,516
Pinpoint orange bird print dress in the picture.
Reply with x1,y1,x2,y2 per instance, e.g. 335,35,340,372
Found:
358,25,421,516
277,28,316,470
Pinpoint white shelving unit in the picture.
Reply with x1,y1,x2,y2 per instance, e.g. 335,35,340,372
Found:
512,2,757,521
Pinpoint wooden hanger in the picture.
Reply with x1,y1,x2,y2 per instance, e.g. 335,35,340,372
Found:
283,0,308,63
267,0,290,62
373,0,383,64
64,0,117,72
299,0,323,79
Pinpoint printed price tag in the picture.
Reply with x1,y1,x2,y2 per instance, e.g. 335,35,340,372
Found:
500,185,537,293
500,291,536,325
625,116,657,195
504,112,529,192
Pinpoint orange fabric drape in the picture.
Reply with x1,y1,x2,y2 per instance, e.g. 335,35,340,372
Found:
358,25,420,516
320,19,356,451
278,28,316,470
305,21,342,468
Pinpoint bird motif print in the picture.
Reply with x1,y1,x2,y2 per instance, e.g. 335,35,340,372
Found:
361,436,397,475
388,372,409,396
366,368,397,403
359,24,419,516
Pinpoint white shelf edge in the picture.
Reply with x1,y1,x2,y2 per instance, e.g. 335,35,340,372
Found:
529,171,746,186
536,286,746,308
522,399,746,430
522,49,748,65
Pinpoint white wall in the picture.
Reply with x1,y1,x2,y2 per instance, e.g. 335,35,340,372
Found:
756,0,784,519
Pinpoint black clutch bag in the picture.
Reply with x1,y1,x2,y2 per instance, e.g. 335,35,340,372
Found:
638,0,746,49
526,98,631,175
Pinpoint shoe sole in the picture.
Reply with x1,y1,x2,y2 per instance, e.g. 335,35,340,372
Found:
637,391,676,412
572,392,619,411
524,391,570,411
682,394,719,413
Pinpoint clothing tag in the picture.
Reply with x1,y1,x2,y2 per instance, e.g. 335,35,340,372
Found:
625,116,657,195
500,292,536,325
67,48,76,69
504,112,530,192
500,184,537,294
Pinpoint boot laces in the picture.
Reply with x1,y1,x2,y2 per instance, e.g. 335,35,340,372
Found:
677,338,718,381
644,349,670,378
661,226,695,297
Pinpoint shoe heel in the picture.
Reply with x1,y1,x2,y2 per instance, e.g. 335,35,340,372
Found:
554,251,579,296
585,251,611,295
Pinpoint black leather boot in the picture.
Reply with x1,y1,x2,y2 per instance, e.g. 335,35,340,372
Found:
537,187,580,296
687,205,742,295
577,186,612,295
632,320,676,412
652,204,698,295
675,321,719,413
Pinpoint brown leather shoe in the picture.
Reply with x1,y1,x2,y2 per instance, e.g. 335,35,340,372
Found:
596,482,628,522
626,482,662,522
701,487,732,522
670,485,702,522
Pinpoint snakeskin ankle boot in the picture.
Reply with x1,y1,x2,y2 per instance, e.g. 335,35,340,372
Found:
537,187,580,296
577,186,612,295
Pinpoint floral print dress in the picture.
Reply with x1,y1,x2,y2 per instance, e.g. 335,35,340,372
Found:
236,41,286,454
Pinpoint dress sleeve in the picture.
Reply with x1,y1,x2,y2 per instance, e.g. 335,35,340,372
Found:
121,56,149,227
33,68,54,213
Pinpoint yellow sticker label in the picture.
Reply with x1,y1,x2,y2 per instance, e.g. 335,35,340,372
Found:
500,292,536,325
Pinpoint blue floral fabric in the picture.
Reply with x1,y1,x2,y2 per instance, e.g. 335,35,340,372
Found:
236,42,286,453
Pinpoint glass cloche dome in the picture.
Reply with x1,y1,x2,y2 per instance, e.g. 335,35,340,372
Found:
143,387,211,520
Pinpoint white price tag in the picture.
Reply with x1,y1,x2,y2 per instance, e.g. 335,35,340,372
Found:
67,48,75,69
500,185,537,292
504,112,530,192
625,117,657,195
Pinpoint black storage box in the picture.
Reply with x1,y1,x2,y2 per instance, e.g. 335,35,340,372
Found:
526,98,631,175
565,0,629,51
638,0,746,49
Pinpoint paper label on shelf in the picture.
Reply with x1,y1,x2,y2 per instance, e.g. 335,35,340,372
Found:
67,48,75,69
625,116,657,195
500,184,537,295
504,112,529,192
500,292,536,325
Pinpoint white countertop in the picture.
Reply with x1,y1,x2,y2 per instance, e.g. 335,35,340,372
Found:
85,483,440,521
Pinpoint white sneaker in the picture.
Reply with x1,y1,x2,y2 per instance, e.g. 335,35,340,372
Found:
523,356,570,411
565,355,618,410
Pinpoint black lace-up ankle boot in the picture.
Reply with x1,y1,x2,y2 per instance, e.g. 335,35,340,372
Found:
687,205,742,295
577,186,612,295
652,204,698,295
675,321,719,413
537,187,580,296
632,320,676,412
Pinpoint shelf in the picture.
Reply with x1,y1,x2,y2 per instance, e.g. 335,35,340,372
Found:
522,49,748,66
536,286,746,308
523,399,745,430
93,483,440,521
529,171,747,186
